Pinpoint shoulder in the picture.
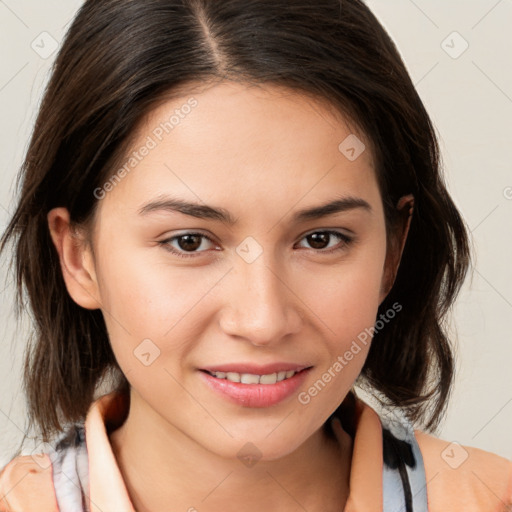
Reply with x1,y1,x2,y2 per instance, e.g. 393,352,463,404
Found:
414,429,512,512
0,454,58,511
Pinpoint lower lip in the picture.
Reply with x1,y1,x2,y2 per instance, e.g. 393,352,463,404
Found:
199,368,311,408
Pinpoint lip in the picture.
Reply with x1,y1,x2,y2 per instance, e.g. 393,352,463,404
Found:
200,362,311,375
199,366,312,408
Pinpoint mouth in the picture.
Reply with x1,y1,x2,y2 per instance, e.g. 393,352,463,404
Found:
201,368,305,385
198,365,313,408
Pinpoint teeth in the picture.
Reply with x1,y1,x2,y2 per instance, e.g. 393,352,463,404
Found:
259,373,277,384
211,370,298,384
241,373,260,384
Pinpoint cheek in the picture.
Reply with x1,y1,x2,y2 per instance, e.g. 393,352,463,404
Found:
294,253,385,413
95,242,205,329
303,244,387,338
94,241,225,377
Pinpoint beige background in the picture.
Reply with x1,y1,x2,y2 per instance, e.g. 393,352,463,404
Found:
0,1,511,466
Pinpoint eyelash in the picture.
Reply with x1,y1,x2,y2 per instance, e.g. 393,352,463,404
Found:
159,230,354,259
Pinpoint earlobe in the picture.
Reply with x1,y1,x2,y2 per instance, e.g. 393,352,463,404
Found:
379,194,414,304
47,207,102,310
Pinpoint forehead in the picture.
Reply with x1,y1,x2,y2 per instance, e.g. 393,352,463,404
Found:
138,79,372,164
100,80,380,220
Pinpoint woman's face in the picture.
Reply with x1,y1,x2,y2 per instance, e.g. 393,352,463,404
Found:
70,81,399,460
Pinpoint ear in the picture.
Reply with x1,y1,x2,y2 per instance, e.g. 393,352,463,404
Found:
47,207,102,310
379,194,414,304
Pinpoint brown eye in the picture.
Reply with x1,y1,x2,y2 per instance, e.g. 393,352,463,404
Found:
297,230,353,253
175,234,203,252
306,232,331,250
160,233,217,258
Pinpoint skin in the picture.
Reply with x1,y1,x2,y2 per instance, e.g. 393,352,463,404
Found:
48,80,413,511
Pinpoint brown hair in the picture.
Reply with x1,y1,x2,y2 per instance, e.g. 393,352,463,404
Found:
1,0,471,452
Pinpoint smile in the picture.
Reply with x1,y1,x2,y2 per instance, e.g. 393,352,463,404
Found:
199,367,312,408
205,370,298,385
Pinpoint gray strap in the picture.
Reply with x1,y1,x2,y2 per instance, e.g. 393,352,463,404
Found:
50,425,90,512
380,409,429,512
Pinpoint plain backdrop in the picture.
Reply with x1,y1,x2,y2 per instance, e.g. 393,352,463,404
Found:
0,1,511,466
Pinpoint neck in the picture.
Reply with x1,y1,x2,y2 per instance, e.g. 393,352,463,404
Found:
109,391,352,512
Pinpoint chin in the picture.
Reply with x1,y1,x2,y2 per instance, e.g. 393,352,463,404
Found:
202,424,315,464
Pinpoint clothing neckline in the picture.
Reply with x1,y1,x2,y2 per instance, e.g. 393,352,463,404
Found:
82,387,386,511
48,387,430,511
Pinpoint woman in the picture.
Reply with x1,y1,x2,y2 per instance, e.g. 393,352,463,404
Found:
0,0,511,510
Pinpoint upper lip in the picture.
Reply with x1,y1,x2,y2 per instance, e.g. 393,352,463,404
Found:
200,363,312,375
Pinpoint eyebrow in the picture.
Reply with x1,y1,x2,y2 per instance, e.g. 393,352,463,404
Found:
138,194,372,224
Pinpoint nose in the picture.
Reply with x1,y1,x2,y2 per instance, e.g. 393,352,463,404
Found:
218,255,303,347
